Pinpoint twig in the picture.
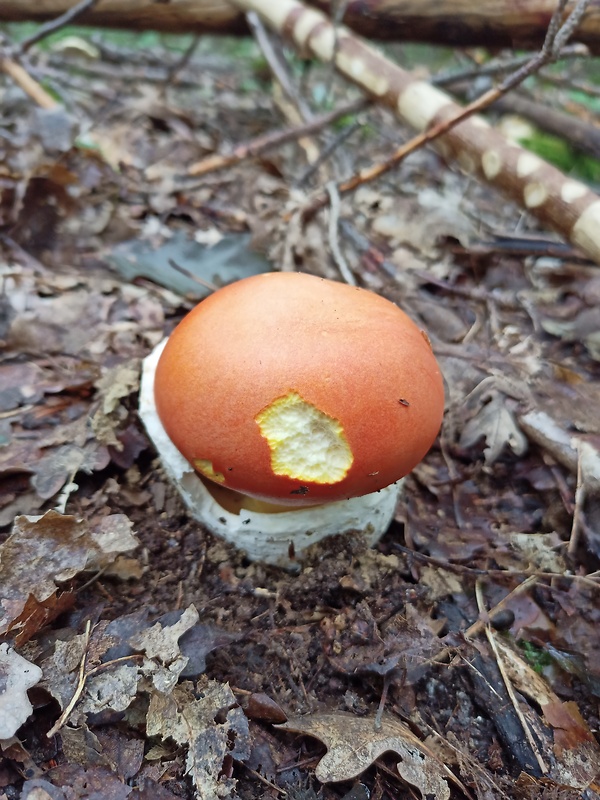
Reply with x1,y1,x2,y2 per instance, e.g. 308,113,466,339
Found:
541,70,600,99
162,35,201,90
567,442,585,556
20,0,102,52
295,118,363,186
84,654,144,680
300,0,592,219
167,259,218,293
374,672,392,731
46,620,92,738
246,10,312,123
0,55,58,109
433,44,588,87
188,98,368,176
464,575,538,639
326,182,356,285
475,582,548,774
243,765,287,796
392,544,600,589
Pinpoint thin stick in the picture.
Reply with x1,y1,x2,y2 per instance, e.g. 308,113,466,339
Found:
374,672,392,731
46,620,92,738
0,56,58,109
162,35,201,90
567,442,585,556
464,575,539,639
188,98,368,176
433,43,588,87
393,544,600,590
21,0,102,52
296,118,362,186
243,764,288,796
168,259,218,293
326,182,356,286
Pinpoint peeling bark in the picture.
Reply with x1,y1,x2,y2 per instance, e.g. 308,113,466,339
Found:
0,0,599,51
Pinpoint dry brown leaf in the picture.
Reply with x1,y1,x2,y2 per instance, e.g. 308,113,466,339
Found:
542,701,597,752
0,511,138,639
460,393,528,464
131,605,199,693
146,678,250,800
509,532,566,574
279,713,454,799
91,361,141,448
8,590,75,647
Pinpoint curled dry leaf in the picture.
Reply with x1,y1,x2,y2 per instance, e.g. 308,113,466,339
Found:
91,361,141,448
0,643,43,740
0,510,138,640
146,678,251,800
130,605,199,692
278,713,454,799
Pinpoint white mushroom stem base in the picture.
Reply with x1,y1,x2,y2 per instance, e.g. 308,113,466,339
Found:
139,340,402,569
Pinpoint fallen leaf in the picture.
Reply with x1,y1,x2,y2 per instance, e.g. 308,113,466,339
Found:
509,532,566,574
460,393,528,463
131,605,198,693
147,678,251,800
278,713,453,799
542,701,596,751
20,778,67,800
0,511,138,639
0,643,43,739
91,361,140,448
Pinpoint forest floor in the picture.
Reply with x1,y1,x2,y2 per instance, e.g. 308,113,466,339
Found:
0,25,599,800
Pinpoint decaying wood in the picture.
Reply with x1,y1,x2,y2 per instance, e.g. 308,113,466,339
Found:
227,0,600,265
1,0,600,52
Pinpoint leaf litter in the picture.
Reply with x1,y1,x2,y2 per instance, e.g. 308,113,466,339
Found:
0,19,599,800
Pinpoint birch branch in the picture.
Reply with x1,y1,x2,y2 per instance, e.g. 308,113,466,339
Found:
230,0,600,265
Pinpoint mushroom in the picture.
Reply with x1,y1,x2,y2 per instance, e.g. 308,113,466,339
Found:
140,272,444,567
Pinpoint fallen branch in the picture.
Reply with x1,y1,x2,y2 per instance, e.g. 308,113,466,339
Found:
230,0,600,265
1,0,600,52
20,0,101,52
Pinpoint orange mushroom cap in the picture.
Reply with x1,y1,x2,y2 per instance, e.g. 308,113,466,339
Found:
154,271,444,506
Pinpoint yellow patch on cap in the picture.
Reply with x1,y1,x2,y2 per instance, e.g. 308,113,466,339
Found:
194,459,225,484
256,392,353,484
